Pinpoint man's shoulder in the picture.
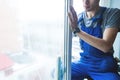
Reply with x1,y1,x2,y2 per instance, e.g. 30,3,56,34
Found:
102,7,120,31
104,7,120,15
103,7,120,20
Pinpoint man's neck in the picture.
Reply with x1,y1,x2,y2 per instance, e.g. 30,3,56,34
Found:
86,6,100,19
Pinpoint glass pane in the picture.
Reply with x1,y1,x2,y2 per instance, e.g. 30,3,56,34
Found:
72,0,84,62
73,0,84,15
19,0,65,80
18,0,64,56
0,0,65,80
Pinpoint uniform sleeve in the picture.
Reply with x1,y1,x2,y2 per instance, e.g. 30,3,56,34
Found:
105,8,120,31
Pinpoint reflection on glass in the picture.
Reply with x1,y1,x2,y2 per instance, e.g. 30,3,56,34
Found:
19,0,65,80
0,0,65,80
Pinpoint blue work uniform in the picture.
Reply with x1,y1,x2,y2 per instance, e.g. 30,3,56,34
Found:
71,7,120,80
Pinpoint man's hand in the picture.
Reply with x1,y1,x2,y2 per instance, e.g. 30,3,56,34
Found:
68,6,78,32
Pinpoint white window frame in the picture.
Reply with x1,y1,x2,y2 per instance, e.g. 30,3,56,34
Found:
63,0,72,80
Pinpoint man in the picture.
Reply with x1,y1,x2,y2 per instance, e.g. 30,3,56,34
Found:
68,0,120,80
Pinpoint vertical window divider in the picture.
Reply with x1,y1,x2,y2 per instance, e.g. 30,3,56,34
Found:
64,0,73,80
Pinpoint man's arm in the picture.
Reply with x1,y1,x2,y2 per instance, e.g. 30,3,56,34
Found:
76,27,119,53
68,6,120,53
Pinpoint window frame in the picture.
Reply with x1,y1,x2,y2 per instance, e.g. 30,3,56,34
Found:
63,0,73,80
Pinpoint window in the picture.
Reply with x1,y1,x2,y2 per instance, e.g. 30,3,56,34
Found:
18,0,64,56
18,0,65,80
72,0,84,61
0,0,71,80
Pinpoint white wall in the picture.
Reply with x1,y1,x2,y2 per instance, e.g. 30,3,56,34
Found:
0,0,21,53
110,0,120,8
110,0,120,58
113,33,120,58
